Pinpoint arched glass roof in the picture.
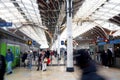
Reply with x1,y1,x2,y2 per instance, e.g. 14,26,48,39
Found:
0,0,120,49
61,0,120,40
0,0,48,48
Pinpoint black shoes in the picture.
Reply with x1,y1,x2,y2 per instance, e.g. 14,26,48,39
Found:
43,69,47,71
7,71,12,75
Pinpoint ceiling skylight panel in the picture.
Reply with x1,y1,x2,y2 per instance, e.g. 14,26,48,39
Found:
31,17,38,21
27,10,36,15
20,27,39,39
94,20,104,24
4,13,15,18
24,5,34,11
21,0,32,5
75,0,106,18
99,8,109,12
33,28,45,39
114,6,120,11
37,28,45,35
4,2,15,7
12,20,20,23
9,8,19,13
98,16,109,20
102,22,120,31
109,0,120,3
99,8,119,15
94,11,104,15
0,9,9,14
14,13,24,19
18,3,24,8
0,3,5,8
103,3,118,8
30,14,37,18
105,13,115,17
1,0,9,1
19,19,26,22
20,31,34,39
33,3,38,7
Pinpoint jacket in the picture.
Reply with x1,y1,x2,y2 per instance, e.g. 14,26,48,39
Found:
6,52,14,62
81,61,106,80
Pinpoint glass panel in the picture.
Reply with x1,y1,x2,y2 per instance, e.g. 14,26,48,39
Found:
0,3,5,8
103,3,116,8
109,0,120,3
21,0,32,5
98,20,120,31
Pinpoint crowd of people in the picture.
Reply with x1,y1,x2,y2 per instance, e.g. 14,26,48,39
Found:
0,48,57,80
95,49,113,67
0,48,113,80
21,49,57,71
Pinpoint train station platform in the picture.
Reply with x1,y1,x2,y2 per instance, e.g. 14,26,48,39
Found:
5,57,120,80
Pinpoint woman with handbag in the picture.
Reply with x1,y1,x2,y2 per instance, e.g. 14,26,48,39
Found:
37,50,47,71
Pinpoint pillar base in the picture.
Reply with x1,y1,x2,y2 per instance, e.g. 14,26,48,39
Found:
66,67,74,72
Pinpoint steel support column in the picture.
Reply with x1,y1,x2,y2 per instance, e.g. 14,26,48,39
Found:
66,0,74,72
57,26,60,65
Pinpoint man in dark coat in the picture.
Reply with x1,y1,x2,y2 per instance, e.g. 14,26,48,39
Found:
0,54,6,80
75,49,106,80
107,49,113,66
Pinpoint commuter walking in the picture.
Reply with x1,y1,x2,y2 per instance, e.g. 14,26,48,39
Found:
74,49,106,80
100,50,108,67
46,49,50,66
0,54,6,80
37,50,42,71
107,49,113,67
37,50,47,71
27,50,32,70
6,49,14,75
21,52,27,67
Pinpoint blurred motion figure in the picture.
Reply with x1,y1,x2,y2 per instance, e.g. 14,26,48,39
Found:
75,49,106,80
0,54,6,80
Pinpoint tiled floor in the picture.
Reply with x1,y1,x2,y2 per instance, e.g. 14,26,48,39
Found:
5,57,120,80
5,65,120,80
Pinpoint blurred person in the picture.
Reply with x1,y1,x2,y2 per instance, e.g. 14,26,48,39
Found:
0,54,6,80
27,50,32,70
37,50,42,71
100,50,108,67
46,49,50,66
6,49,14,75
74,49,106,80
21,51,27,67
37,50,47,71
33,51,37,61
107,49,113,67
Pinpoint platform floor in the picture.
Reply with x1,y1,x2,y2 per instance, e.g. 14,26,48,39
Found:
5,57,120,80
5,65,120,80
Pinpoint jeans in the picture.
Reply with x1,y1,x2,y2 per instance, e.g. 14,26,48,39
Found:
42,63,47,71
7,61,12,73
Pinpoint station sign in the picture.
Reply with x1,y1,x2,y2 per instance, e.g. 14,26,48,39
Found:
61,41,64,45
32,40,36,45
0,22,12,27
98,42,106,45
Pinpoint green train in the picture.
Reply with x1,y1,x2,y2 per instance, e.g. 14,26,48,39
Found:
0,42,20,67
0,28,40,68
